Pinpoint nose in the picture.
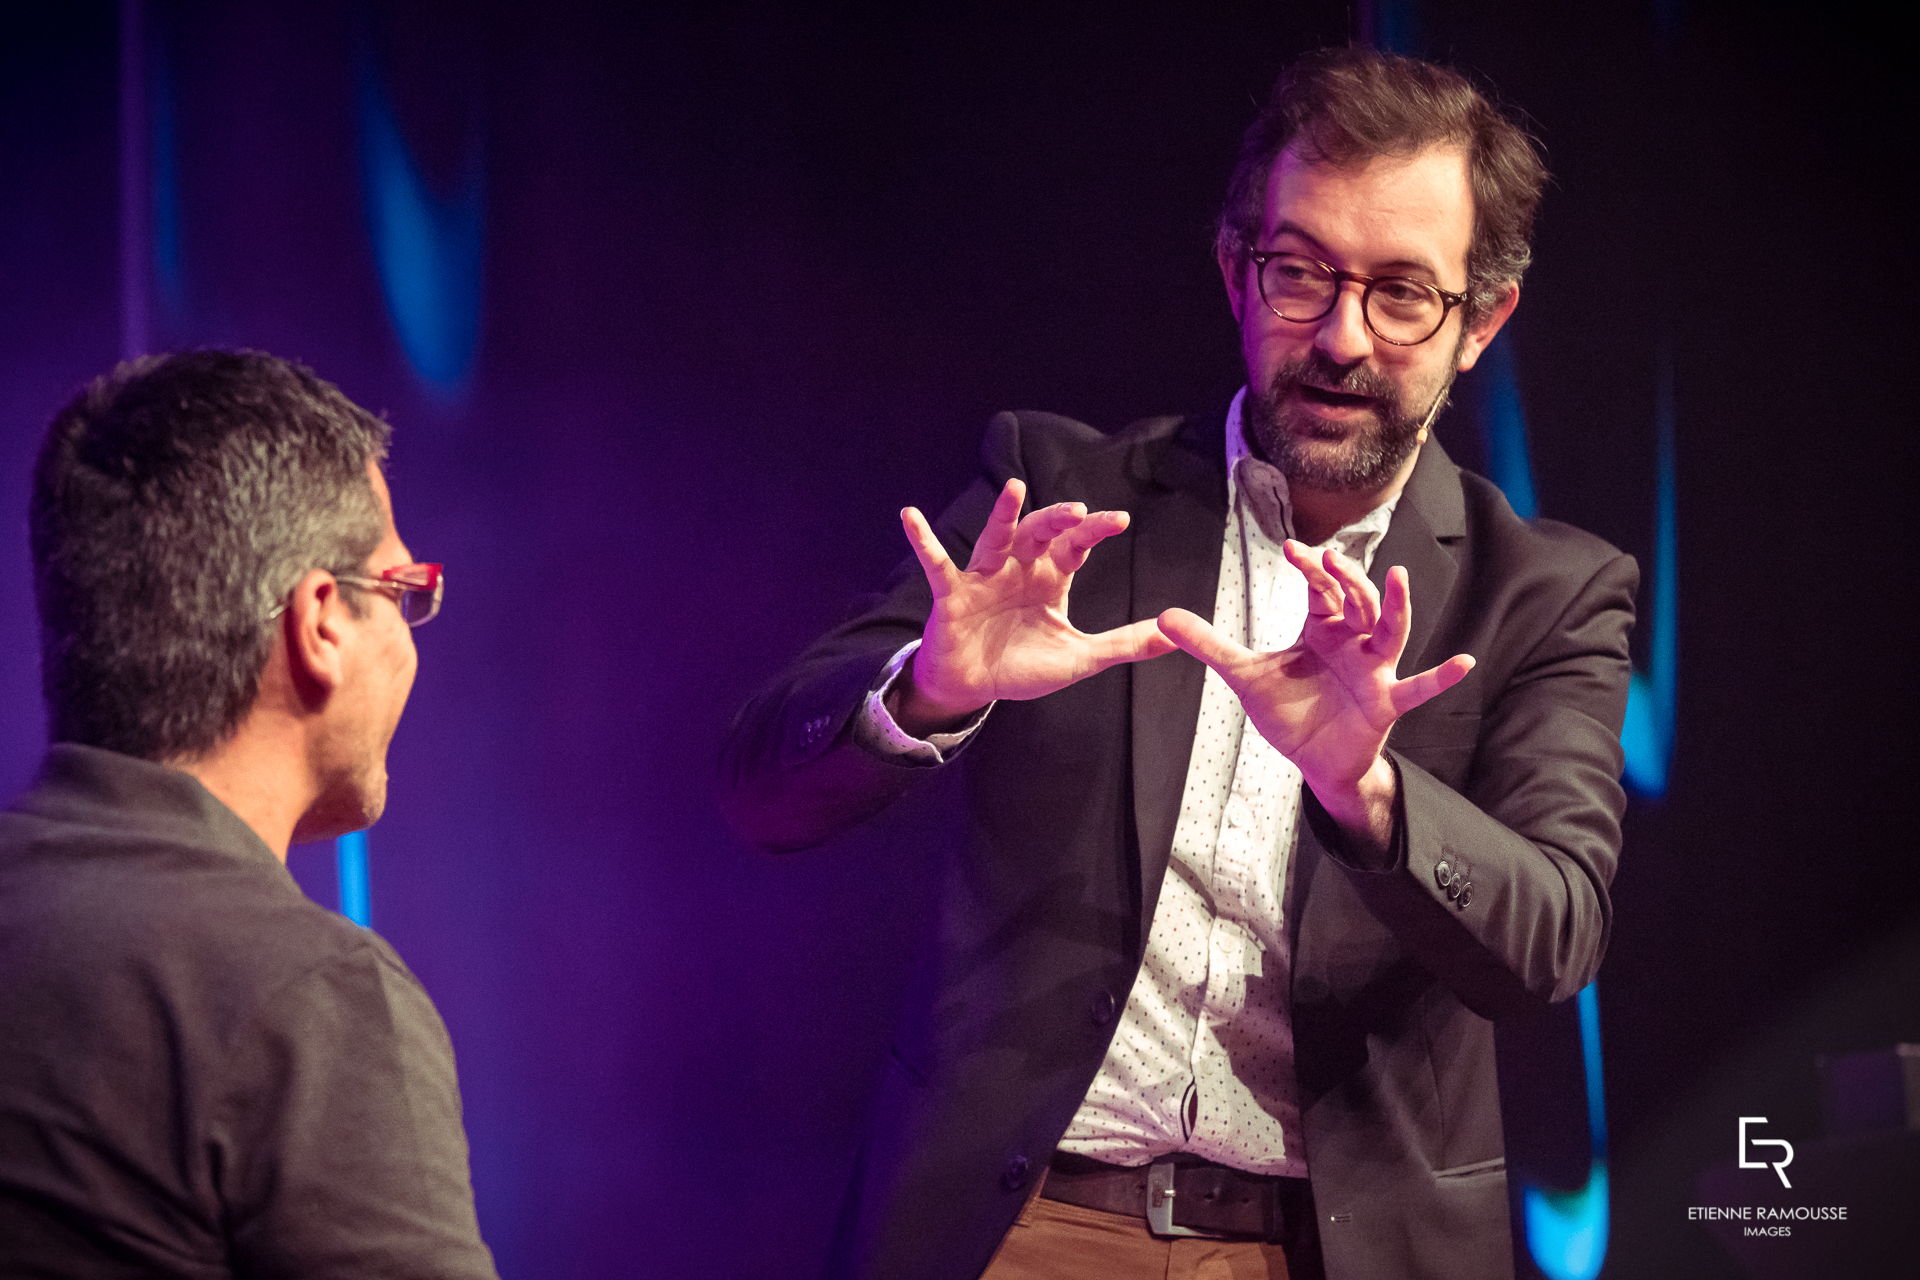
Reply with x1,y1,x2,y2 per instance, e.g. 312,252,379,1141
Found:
1312,281,1375,365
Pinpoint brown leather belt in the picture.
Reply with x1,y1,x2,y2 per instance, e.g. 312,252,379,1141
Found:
1042,1151,1313,1243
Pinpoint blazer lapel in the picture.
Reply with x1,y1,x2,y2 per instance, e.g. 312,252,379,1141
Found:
1127,412,1228,950
1295,439,1468,1028
1121,425,1465,950
1369,438,1465,674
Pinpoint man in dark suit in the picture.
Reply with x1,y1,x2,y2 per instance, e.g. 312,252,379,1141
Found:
0,350,498,1277
724,48,1635,1280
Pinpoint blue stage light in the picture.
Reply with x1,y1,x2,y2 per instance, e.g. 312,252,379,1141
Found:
1525,1162,1610,1280
335,831,371,927
1622,351,1678,797
1475,332,1675,797
1480,334,1539,520
1522,985,1611,1280
355,49,485,396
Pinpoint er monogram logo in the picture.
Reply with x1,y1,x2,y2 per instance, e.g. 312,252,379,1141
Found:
1738,1116,1794,1189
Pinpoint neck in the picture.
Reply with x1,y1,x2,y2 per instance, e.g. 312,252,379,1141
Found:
1288,444,1421,546
174,731,314,862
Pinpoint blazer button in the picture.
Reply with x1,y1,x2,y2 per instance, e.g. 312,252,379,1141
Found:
1434,859,1453,889
1090,990,1118,1027
1001,1154,1031,1191
1458,882,1474,908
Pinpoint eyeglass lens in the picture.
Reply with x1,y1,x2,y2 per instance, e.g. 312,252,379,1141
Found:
398,583,441,626
1260,254,1448,345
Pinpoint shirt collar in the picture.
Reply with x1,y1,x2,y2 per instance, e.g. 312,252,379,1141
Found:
7,743,288,872
1223,387,1400,563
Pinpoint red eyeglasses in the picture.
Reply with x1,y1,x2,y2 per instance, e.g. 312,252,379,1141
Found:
266,563,445,627
334,563,445,627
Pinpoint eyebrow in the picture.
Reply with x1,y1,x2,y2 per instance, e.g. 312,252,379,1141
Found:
1266,220,1445,280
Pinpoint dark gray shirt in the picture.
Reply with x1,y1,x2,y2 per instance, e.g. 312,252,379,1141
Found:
0,745,498,1279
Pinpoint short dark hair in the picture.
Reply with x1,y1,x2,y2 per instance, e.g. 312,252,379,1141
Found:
30,349,392,761
1217,46,1548,322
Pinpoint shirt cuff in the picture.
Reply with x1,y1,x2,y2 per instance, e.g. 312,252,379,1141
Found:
854,641,991,764
1302,754,1408,873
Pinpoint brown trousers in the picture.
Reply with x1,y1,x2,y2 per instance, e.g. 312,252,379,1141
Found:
979,1178,1301,1280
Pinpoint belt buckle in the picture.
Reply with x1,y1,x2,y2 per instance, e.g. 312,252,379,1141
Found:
1145,1160,1211,1238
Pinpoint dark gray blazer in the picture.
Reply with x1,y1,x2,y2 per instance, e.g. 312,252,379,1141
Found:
722,409,1637,1280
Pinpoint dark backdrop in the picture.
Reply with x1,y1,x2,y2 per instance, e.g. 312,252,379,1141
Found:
2,3,1914,1277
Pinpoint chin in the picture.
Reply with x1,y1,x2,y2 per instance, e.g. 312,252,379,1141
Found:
1279,440,1410,495
291,809,371,847
293,772,387,845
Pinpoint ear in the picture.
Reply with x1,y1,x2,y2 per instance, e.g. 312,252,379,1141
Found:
1218,243,1251,327
281,569,352,703
1454,282,1520,372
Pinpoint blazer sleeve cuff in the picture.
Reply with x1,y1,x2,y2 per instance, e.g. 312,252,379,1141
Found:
1302,755,1409,874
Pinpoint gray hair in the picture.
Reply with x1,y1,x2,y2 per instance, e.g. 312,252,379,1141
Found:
31,349,392,761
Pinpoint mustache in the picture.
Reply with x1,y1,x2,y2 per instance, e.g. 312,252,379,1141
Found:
1268,352,1397,402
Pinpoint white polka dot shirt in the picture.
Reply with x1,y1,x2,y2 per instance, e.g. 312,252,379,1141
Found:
858,391,1399,1175
1059,389,1397,1174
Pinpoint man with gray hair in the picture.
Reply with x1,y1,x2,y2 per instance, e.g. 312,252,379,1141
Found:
0,350,497,1278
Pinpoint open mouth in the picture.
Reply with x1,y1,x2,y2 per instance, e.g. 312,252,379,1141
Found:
1296,384,1375,411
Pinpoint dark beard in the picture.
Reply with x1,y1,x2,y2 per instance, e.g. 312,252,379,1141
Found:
1244,349,1453,493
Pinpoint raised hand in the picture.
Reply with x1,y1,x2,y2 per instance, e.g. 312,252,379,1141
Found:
895,477,1176,733
1158,541,1473,827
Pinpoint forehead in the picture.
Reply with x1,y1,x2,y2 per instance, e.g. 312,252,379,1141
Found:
1260,143,1474,279
366,459,394,514
364,460,410,563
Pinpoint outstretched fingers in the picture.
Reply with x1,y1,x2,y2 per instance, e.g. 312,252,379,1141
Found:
966,478,1028,575
1390,653,1476,717
1370,565,1417,660
908,479,1125,602
1318,549,1380,632
1010,501,1089,562
1051,509,1131,575
901,506,961,598
1283,540,1347,623
1157,608,1252,676
1084,615,1180,671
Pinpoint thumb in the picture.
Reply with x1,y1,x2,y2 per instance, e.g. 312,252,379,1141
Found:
1157,608,1248,673
1389,653,1476,717
1084,617,1181,671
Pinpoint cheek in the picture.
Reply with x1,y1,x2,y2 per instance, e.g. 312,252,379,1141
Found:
1385,346,1446,386
399,638,420,692
1242,316,1303,377
381,626,419,695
